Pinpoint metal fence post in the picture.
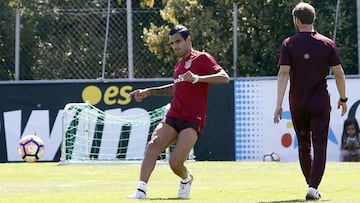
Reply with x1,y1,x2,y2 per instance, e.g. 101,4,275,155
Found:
233,3,238,78
15,9,20,80
101,0,111,80
127,0,134,79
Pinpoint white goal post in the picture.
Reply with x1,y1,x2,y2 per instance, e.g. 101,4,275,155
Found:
60,103,195,164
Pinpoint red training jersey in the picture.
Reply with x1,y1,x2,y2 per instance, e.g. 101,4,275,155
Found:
166,50,223,126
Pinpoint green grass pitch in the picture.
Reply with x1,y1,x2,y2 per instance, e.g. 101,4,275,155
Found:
0,161,359,202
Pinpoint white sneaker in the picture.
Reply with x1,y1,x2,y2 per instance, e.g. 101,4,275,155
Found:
306,187,321,200
177,174,193,198
126,189,147,199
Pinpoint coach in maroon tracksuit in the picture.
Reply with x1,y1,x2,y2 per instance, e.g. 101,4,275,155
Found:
273,2,347,201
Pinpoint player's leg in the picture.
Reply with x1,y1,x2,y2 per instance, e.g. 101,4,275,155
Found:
304,110,330,200
170,127,198,178
308,110,330,189
140,122,177,182
170,127,198,198
291,110,312,183
297,130,312,184
127,122,177,199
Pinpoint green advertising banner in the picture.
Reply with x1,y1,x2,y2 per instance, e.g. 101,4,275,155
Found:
0,81,234,162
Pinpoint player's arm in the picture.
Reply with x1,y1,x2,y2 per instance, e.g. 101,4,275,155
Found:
129,83,174,102
331,64,347,116
181,69,230,84
274,65,290,124
198,69,230,84
148,83,174,96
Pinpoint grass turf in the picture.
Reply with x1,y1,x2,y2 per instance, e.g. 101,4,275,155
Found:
0,161,359,203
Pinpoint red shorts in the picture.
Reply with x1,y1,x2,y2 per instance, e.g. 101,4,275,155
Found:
162,116,203,135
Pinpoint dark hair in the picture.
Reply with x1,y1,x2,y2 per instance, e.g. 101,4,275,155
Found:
341,117,360,148
292,2,315,24
169,25,190,40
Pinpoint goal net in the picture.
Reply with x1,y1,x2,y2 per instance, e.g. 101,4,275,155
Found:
61,103,195,164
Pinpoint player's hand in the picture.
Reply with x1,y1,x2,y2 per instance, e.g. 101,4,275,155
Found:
129,89,150,102
273,106,283,124
337,101,347,116
178,71,199,83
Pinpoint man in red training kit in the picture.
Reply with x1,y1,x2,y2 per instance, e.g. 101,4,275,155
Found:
127,25,229,199
274,2,347,201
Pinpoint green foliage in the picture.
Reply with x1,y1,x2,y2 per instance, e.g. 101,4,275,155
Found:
0,1,16,80
0,0,358,80
236,0,292,76
141,0,358,77
142,0,233,77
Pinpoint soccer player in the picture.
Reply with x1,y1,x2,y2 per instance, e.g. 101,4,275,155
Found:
127,25,230,199
273,2,347,201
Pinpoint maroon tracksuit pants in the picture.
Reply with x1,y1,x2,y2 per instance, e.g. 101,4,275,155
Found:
291,108,330,189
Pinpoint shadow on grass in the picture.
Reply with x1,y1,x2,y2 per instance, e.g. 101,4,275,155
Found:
257,200,305,203
147,197,190,201
258,199,330,203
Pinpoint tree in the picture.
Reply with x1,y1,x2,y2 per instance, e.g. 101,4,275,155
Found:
1,0,357,80
141,0,233,77
0,1,16,80
140,0,358,77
